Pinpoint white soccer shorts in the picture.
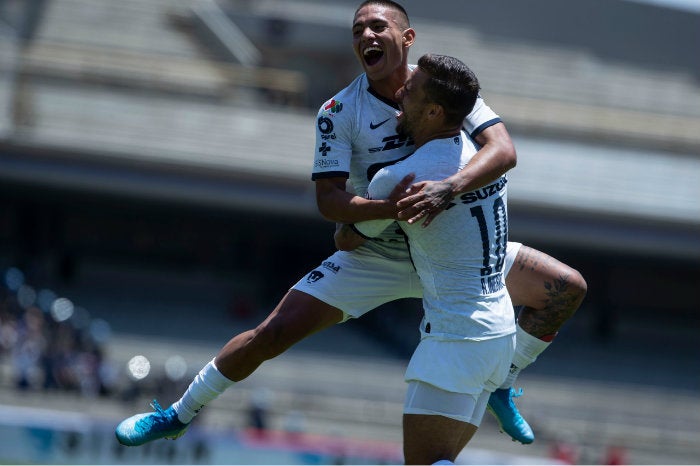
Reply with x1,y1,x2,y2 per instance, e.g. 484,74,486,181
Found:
403,333,516,425
291,242,522,321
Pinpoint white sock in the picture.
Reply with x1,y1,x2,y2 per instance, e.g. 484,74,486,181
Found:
433,461,454,465
500,323,551,389
172,359,234,423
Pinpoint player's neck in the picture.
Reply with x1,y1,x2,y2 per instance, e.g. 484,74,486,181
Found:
367,66,410,103
414,127,461,149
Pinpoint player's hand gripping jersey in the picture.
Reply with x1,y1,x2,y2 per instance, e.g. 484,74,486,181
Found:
354,132,514,341
312,70,501,260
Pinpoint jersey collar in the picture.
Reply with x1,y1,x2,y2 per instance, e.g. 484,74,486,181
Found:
367,85,400,110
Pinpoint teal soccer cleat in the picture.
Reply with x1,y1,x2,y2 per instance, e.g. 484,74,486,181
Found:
115,400,189,446
487,388,535,444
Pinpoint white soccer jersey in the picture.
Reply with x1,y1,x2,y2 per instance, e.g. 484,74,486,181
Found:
312,70,501,260
354,133,515,341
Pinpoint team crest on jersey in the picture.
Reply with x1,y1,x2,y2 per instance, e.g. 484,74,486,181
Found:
306,270,324,283
322,98,343,115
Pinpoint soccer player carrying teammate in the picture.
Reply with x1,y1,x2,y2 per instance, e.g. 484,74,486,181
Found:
336,52,515,464
115,0,586,448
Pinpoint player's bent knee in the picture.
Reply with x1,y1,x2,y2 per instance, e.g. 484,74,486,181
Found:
547,259,587,311
568,267,588,306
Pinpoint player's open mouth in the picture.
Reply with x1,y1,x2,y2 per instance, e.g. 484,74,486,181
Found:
363,46,383,66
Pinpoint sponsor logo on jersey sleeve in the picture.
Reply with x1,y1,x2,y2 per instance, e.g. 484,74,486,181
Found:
314,159,340,169
318,116,337,142
318,116,334,134
322,98,343,115
318,141,332,157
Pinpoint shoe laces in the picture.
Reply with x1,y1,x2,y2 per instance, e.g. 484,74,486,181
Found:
136,399,173,428
150,399,166,415
506,387,524,409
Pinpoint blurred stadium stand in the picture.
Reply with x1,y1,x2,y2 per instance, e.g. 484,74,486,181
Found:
1,0,699,464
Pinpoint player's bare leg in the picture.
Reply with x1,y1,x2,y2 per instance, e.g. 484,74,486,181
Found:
507,246,587,339
403,414,477,465
487,245,587,444
214,290,345,380
116,290,344,446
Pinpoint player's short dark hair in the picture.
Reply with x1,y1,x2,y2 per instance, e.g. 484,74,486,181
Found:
417,53,480,127
355,0,410,28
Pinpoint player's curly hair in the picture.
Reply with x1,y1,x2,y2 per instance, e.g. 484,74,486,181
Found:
417,53,480,127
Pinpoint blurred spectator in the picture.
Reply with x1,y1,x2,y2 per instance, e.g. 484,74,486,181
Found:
283,409,307,442
0,266,112,397
0,296,19,358
549,433,581,465
12,305,47,389
604,445,628,465
247,387,272,437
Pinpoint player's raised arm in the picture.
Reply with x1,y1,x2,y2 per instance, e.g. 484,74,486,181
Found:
444,122,516,195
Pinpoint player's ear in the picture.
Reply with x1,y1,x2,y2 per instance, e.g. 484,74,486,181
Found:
402,28,415,47
427,102,443,120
